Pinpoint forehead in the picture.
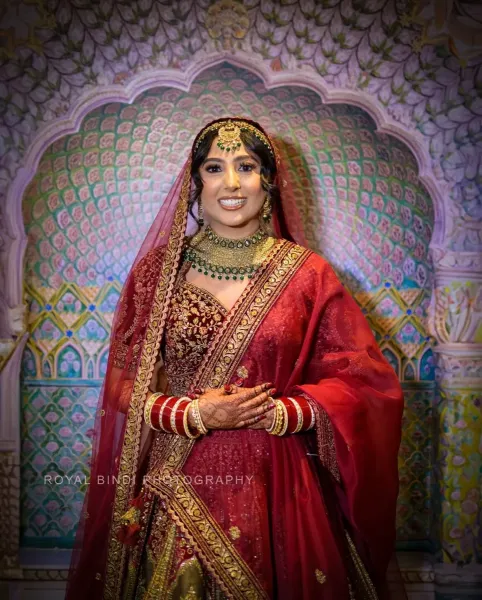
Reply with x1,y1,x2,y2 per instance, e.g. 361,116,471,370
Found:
205,139,258,161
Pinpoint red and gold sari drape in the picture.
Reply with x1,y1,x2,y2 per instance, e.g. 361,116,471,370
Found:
66,118,403,600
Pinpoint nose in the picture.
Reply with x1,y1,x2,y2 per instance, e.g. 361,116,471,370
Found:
224,164,240,190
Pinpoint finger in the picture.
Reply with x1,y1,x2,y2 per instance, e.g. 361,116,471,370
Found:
241,408,274,428
224,384,239,395
237,415,262,428
236,383,272,401
251,382,273,396
239,391,269,410
247,416,271,429
238,384,275,405
240,390,275,409
242,400,274,422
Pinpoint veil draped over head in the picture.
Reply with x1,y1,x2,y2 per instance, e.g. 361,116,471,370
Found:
66,117,310,597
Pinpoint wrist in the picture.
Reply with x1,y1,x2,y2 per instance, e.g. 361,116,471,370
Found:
144,394,201,439
267,396,315,436
187,404,197,430
190,397,209,435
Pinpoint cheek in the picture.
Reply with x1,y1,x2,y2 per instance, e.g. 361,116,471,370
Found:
200,178,219,202
244,177,264,200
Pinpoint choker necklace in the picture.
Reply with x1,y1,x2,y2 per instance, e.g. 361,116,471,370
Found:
184,227,277,280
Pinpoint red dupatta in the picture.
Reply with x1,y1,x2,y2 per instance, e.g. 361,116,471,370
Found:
141,246,403,599
66,117,403,600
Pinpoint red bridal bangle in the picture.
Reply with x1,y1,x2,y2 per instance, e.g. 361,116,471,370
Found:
160,396,181,432
144,393,168,430
278,396,315,434
173,399,190,434
144,394,200,438
282,397,300,433
298,396,316,430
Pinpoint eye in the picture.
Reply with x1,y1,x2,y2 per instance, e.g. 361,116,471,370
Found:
205,164,221,173
239,162,257,172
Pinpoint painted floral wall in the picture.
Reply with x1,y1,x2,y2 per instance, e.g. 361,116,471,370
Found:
20,63,435,550
0,0,480,577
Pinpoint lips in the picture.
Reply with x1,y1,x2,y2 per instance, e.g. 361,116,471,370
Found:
218,197,247,210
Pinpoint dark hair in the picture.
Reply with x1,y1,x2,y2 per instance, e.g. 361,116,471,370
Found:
188,128,279,229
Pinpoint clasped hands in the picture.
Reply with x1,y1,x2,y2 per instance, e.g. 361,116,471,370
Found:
187,383,276,432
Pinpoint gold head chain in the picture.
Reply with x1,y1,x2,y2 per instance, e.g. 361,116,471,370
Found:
194,120,274,156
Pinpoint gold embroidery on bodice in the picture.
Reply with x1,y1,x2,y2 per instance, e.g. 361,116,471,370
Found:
163,273,227,397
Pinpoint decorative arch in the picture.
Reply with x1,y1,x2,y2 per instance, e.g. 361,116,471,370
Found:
17,60,437,549
6,54,448,314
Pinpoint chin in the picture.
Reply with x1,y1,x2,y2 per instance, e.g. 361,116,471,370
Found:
212,212,258,229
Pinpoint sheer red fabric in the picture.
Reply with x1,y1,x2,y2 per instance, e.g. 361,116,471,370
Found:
66,158,192,597
175,252,403,599
65,117,403,599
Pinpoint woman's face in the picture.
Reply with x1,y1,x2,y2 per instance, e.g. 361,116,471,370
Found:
199,139,266,237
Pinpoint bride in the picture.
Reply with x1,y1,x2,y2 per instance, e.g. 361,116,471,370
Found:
66,117,403,599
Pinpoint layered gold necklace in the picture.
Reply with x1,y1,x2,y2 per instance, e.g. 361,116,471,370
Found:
184,226,277,280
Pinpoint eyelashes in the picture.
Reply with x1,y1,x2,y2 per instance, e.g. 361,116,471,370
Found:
204,162,257,173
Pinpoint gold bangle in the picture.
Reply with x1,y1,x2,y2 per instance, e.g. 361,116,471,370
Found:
279,400,289,436
183,400,201,439
288,397,304,433
266,397,278,433
144,392,164,429
275,401,284,435
191,398,208,435
268,400,285,436
273,401,285,436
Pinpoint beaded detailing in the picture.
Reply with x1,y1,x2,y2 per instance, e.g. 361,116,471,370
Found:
163,273,226,397
194,119,274,156
184,227,277,281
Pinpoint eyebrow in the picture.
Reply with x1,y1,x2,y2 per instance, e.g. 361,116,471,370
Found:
202,155,259,164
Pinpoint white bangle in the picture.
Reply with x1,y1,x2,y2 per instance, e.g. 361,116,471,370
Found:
288,397,303,433
308,402,315,430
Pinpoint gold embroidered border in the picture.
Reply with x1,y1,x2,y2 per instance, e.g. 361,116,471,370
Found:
167,556,204,600
145,243,310,599
302,395,340,483
345,531,379,600
144,241,295,474
103,164,192,600
189,238,286,392
145,519,177,600
144,474,266,600
193,241,309,390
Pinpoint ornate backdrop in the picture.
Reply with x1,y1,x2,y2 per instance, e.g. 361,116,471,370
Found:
0,0,481,595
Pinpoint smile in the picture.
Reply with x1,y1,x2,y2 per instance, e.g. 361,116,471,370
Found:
218,197,247,210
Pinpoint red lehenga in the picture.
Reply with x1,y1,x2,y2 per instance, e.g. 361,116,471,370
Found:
66,118,404,600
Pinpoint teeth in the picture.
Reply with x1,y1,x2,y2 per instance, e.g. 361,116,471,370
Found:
219,198,246,207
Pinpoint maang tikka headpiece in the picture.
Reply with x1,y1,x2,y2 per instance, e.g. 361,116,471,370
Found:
194,119,274,157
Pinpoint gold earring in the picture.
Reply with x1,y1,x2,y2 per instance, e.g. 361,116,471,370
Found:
198,199,204,226
261,197,272,223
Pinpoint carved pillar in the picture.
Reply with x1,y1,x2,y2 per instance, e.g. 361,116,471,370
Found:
0,286,28,576
0,332,28,578
429,250,482,568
